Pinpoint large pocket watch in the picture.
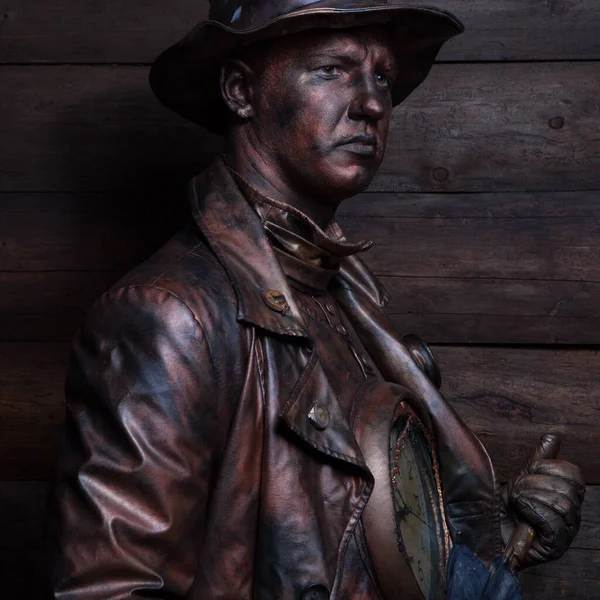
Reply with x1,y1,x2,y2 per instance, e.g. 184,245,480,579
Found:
355,381,451,600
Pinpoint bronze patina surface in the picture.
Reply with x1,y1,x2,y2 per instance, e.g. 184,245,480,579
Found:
46,1,585,598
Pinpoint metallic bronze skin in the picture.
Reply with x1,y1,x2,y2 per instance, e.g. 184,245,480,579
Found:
221,27,396,223
47,161,497,598
149,0,464,133
47,1,585,597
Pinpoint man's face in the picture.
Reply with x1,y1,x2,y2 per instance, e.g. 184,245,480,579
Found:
246,27,397,204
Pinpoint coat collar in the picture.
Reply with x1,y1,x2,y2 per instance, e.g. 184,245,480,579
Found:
189,160,373,476
189,159,310,340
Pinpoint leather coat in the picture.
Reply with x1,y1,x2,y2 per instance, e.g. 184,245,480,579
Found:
47,160,500,599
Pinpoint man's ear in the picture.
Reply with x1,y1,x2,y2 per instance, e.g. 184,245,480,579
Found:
220,58,255,120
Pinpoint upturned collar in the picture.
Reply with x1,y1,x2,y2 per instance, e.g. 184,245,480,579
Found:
188,158,387,339
228,167,373,292
189,158,311,339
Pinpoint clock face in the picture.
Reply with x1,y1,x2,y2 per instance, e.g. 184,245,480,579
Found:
390,415,449,600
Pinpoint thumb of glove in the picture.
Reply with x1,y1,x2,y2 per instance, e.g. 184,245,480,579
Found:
515,433,561,480
504,432,561,571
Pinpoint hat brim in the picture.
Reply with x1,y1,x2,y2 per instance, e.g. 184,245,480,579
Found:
149,3,464,134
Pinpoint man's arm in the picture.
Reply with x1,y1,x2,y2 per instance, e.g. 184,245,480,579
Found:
46,285,233,599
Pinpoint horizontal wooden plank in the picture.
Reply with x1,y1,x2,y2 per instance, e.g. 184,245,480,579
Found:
0,66,222,193
384,277,600,345
0,484,598,599
0,271,118,342
436,346,600,484
0,271,118,313
342,191,600,219
576,486,600,552
2,189,600,344
5,192,600,275
0,344,69,480
1,344,598,482
3,272,600,344
340,215,600,281
1,63,599,193
1,0,599,63
0,191,145,212
14,208,590,283
392,313,600,346
521,548,600,599
376,62,600,193
0,211,172,271
7,189,600,217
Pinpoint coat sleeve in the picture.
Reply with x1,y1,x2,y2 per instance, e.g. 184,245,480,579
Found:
46,285,235,599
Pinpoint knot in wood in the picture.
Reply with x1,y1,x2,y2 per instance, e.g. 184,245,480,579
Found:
432,167,450,183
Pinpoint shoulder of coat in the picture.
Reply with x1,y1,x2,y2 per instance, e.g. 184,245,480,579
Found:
102,225,240,332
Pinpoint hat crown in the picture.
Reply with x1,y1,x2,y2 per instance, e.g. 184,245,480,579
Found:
209,0,388,30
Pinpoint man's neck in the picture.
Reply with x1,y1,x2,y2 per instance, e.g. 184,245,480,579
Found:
223,137,337,230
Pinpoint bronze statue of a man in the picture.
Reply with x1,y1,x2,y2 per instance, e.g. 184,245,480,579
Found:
46,1,585,598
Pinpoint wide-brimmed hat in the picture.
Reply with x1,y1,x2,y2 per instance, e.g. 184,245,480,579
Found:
150,0,464,134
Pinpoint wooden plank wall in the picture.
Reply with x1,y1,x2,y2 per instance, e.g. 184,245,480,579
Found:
1,1,599,597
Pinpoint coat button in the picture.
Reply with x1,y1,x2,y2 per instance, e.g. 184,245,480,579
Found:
300,584,330,600
403,333,442,389
262,289,290,315
308,403,330,430
359,353,374,372
335,324,347,336
324,300,336,315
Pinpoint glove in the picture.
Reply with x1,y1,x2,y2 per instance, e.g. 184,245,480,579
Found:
500,454,585,568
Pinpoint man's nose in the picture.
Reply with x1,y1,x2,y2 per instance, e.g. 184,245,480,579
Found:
348,77,386,122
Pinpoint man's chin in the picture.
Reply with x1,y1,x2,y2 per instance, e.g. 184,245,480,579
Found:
327,164,378,198
295,159,379,201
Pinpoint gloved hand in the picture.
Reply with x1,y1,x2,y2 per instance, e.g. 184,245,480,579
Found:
500,455,585,569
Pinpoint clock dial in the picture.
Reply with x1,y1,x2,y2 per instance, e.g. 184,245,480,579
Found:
390,415,449,600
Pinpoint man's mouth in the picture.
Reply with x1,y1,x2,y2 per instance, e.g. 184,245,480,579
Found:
337,135,378,157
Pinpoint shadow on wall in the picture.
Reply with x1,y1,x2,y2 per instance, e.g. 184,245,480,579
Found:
0,77,224,599
48,72,223,227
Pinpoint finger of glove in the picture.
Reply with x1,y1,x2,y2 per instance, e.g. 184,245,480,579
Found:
511,476,581,541
512,473,583,518
527,536,568,563
527,459,585,501
516,434,560,479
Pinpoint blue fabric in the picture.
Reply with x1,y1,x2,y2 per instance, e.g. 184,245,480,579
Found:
446,545,523,600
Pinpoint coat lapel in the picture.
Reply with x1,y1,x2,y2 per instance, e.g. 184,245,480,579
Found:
279,350,370,472
189,160,371,474
332,253,502,560
189,159,309,340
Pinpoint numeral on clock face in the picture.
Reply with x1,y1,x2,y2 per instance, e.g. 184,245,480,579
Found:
390,416,450,600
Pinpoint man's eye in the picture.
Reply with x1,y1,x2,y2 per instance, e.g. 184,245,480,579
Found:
318,65,339,77
376,73,391,89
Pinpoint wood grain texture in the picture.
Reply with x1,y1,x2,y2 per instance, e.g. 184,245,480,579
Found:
0,482,598,599
0,272,118,342
0,66,222,193
0,344,68,480
1,0,599,63
2,190,600,344
1,63,599,193
342,191,600,219
376,62,600,193
2,1,598,595
436,346,600,484
0,210,171,271
384,277,600,345
3,272,599,345
1,343,597,482
521,548,600,599
339,214,600,281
